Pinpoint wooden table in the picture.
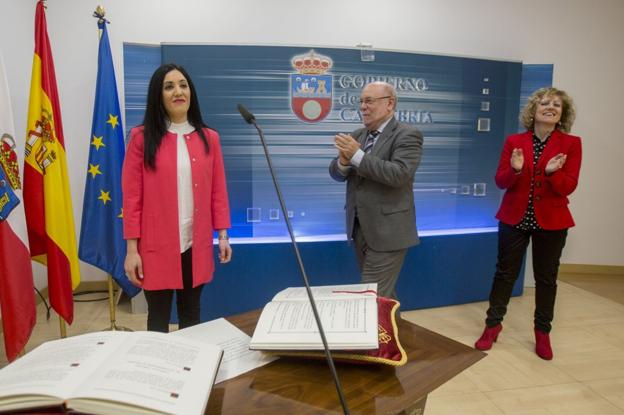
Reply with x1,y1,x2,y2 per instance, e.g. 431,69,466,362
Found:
205,310,485,414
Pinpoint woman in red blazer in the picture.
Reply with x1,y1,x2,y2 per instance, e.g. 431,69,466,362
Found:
122,64,232,332
475,87,582,360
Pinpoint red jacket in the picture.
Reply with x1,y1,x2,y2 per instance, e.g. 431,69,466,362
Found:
495,129,582,230
122,126,231,290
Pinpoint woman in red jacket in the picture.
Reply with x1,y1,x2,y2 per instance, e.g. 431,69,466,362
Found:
122,63,232,332
475,87,582,360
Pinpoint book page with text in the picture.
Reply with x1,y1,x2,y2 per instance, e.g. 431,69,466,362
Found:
0,331,131,404
70,333,221,415
172,318,276,384
250,296,378,350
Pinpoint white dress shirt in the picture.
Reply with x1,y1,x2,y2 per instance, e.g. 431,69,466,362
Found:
337,117,392,174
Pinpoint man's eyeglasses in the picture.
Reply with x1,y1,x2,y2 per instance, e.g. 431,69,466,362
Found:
359,96,392,106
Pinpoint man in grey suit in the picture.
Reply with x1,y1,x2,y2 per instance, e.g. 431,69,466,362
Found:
329,81,423,300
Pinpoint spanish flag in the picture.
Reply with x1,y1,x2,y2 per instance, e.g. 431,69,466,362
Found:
23,1,80,324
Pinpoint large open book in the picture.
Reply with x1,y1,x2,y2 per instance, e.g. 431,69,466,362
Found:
0,330,222,415
249,283,378,350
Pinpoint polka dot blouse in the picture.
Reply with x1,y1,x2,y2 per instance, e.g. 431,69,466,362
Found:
516,133,550,231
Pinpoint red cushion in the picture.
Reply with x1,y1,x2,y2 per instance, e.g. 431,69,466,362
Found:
270,296,407,366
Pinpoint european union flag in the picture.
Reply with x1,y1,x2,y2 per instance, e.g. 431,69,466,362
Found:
79,19,139,297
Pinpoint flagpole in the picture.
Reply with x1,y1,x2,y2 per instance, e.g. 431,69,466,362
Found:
24,0,81,334
93,5,132,331
59,317,66,338
1,50,38,362
103,275,132,331
94,4,134,333
82,6,138,332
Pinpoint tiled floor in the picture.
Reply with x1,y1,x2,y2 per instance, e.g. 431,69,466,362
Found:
0,292,149,368
2,277,623,414
401,280,624,414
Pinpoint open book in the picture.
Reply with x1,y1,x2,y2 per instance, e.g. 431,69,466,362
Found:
0,331,222,415
249,283,378,350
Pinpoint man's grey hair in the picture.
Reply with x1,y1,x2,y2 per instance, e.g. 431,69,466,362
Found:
366,81,397,109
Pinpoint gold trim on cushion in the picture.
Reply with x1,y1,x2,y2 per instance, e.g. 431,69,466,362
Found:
266,299,408,366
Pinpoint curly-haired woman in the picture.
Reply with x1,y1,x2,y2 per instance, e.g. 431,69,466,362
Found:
475,87,582,360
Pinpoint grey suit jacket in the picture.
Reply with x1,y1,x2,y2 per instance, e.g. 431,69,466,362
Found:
329,117,423,252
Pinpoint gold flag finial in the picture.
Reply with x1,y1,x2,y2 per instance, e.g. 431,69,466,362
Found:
93,5,106,22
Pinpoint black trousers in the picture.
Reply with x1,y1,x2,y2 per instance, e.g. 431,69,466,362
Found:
486,222,568,333
143,248,203,333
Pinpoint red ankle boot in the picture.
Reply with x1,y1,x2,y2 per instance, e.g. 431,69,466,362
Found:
534,329,553,360
475,324,502,350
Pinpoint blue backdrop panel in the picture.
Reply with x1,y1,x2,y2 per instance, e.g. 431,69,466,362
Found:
520,64,554,111
122,45,550,319
122,43,161,136
161,45,522,238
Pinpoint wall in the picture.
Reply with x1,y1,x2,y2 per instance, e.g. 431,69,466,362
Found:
1,0,623,287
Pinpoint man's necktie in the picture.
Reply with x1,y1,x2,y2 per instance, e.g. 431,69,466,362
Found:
363,130,380,154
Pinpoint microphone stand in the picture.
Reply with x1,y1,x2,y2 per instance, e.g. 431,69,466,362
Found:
238,105,350,415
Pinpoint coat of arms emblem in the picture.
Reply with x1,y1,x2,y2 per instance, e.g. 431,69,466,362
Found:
0,133,21,221
290,50,333,123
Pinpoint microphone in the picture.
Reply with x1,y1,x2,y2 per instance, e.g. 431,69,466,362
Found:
237,104,350,415
237,104,255,124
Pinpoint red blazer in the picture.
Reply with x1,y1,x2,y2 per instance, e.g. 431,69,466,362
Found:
122,126,231,290
495,129,582,230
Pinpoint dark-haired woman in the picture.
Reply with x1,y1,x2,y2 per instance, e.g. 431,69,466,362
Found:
475,87,582,360
122,63,231,332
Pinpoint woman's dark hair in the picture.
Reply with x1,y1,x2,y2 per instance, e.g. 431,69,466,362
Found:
142,63,209,169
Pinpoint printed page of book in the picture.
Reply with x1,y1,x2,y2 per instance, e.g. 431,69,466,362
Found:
273,283,378,301
172,318,277,383
0,332,133,411
67,332,222,415
250,295,378,350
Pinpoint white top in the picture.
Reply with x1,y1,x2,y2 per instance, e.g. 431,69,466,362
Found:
168,120,195,252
